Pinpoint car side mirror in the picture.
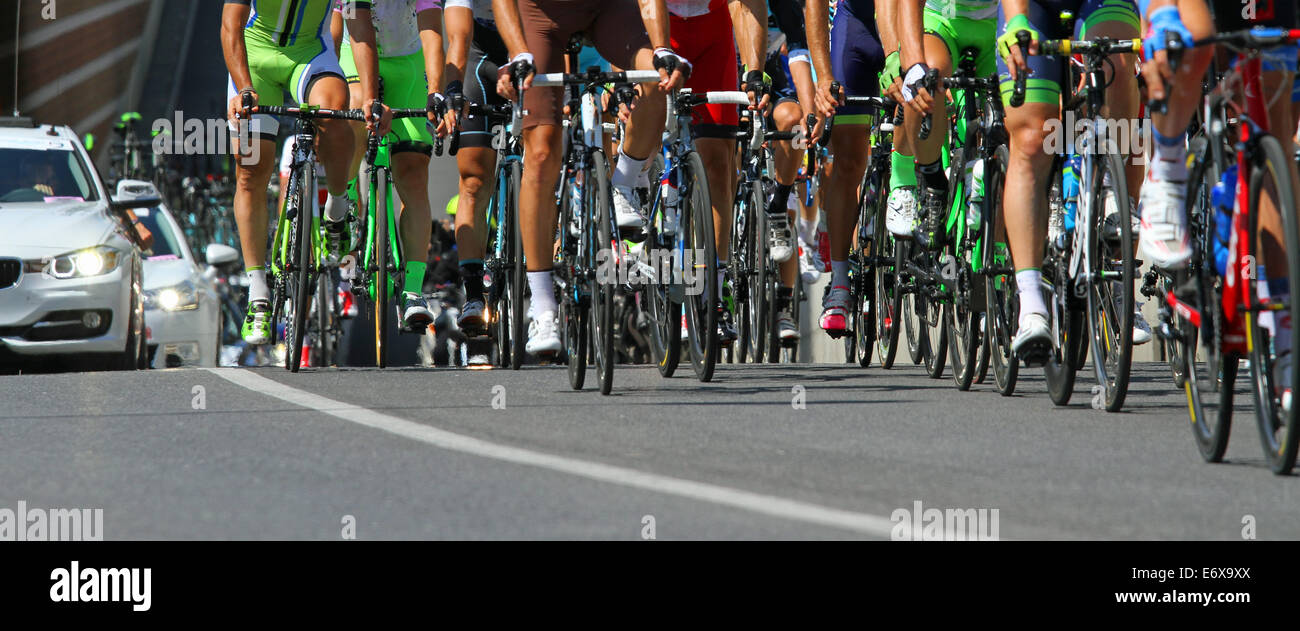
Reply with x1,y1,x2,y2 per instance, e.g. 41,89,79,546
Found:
111,195,161,212
205,243,239,266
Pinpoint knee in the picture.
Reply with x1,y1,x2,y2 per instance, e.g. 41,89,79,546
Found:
1009,123,1052,164
460,173,488,199
773,102,801,130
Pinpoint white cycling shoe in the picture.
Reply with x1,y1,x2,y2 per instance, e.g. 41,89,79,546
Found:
1012,312,1052,365
526,311,562,355
886,186,919,239
1138,177,1193,270
614,184,647,229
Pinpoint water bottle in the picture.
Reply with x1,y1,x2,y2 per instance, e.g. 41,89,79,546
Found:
1062,154,1081,235
1211,165,1237,277
661,168,680,235
964,158,984,229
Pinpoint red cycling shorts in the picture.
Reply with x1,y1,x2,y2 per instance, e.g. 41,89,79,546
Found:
669,0,738,131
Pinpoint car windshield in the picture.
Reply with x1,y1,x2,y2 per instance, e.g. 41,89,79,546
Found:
133,207,183,260
0,146,99,203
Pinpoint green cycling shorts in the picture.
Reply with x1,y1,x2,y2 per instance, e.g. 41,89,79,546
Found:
340,43,433,154
923,10,998,78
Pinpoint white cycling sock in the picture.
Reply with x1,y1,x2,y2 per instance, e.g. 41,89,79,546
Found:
246,267,269,303
1149,133,1189,183
325,193,349,223
527,270,557,317
1016,269,1047,326
798,217,818,245
831,260,849,288
612,150,649,190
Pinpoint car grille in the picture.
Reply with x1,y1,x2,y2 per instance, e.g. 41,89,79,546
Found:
0,259,18,289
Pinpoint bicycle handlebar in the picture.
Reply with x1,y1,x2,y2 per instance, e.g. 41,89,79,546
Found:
533,69,660,87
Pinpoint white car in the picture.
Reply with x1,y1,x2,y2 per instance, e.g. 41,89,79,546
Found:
115,180,236,368
0,117,154,373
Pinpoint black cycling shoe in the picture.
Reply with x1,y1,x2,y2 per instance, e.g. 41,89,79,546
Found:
913,186,947,251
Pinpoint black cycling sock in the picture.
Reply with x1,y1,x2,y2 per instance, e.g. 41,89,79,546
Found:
777,285,794,311
767,183,793,216
460,260,485,302
919,159,947,192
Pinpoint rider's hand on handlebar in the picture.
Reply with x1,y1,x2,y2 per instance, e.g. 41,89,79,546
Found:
900,63,934,115
497,53,535,101
813,78,840,121
996,15,1040,82
228,88,259,126
1141,6,1195,105
366,99,393,136
742,69,772,115
652,48,690,91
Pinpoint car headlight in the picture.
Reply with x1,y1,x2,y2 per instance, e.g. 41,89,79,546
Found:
145,280,200,311
26,246,122,279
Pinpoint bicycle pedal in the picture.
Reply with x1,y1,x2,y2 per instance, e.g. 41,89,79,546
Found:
1017,341,1052,368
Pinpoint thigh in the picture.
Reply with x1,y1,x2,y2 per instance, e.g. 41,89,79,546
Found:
830,6,884,124
517,0,568,129
591,0,652,70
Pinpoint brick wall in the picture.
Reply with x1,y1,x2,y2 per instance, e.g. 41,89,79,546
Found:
0,0,154,149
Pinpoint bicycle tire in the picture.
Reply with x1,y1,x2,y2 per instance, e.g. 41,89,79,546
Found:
747,181,768,364
590,151,616,395
646,175,683,377
1246,134,1300,474
506,160,527,370
1085,151,1135,412
373,168,391,369
288,165,315,373
683,151,719,382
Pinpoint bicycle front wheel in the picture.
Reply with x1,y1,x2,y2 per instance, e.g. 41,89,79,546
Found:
372,169,392,369
589,151,616,395
1247,134,1300,474
1085,152,1135,412
682,151,718,382
288,166,315,373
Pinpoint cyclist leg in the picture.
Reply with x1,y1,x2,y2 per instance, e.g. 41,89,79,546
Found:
820,2,883,334
454,23,508,331
228,45,289,345
903,28,955,249
1137,0,1215,269
383,52,438,327
596,6,671,230
296,44,353,209
771,98,804,340
997,1,1066,354
1079,0,1149,342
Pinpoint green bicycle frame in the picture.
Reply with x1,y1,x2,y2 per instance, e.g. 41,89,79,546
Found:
360,135,404,302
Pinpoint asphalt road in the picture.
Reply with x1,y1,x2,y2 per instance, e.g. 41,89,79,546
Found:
1,359,1296,540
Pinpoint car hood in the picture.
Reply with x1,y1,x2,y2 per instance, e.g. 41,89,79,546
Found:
0,201,117,256
143,258,199,291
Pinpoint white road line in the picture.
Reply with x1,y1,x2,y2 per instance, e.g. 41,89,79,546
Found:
203,368,896,537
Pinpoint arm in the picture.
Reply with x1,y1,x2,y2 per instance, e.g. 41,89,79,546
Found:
730,0,768,110
898,0,932,113
804,0,837,119
491,0,534,98
636,0,687,90
331,7,344,56
221,1,255,122
770,0,816,128
443,6,473,85
418,6,456,135
343,5,391,133
729,0,766,74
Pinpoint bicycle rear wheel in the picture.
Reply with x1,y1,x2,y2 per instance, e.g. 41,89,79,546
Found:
589,151,616,395
372,169,392,369
745,182,768,364
986,145,1018,395
506,160,527,369
875,233,902,369
1246,135,1300,474
683,151,718,382
1085,152,1135,411
288,165,315,373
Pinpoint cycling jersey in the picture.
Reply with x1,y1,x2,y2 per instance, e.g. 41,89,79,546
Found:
925,0,996,20
339,0,442,58
995,0,1139,106
236,0,335,48
225,0,345,142
829,0,884,124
